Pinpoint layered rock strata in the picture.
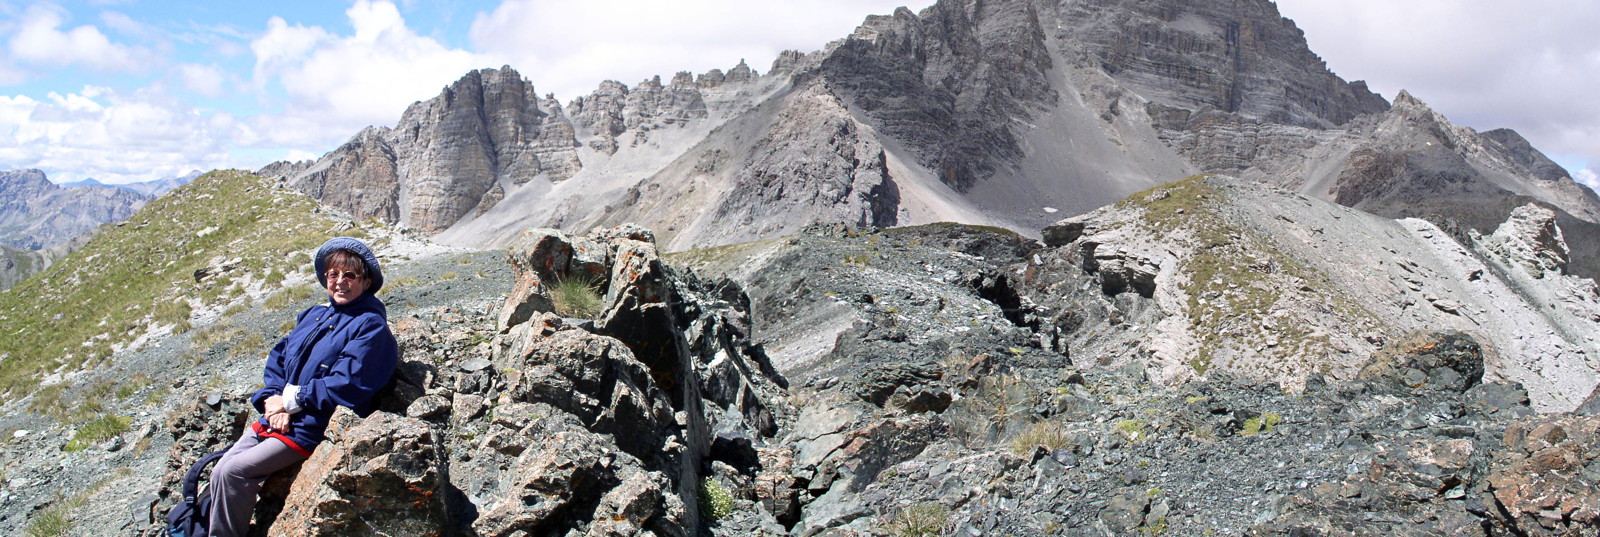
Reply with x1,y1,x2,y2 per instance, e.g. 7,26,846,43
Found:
277,67,582,234
265,0,1600,282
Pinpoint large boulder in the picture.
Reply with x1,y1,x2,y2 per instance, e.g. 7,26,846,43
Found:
495,315,676,460
267,410,448,536
499,227,609,331
1357,331,1485,394
472,422,686,537
1486,415,1600,535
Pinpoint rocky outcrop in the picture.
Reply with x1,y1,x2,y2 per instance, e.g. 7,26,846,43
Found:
391,67,581,231
700,82,899,244
271,66,582,233
1482,203,1571,277
1031,175,1600,411
569,80,630,155
0,168,151,250
1061,0,1388,128
158,225,793,536
621,74,708,131
818,1,1055,192
724,59,755,84
288,127,400,224
267,410,448,536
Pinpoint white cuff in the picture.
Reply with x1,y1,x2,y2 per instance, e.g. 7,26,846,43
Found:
282,385,303,414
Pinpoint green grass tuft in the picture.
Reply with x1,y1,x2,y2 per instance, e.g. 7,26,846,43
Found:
1116,419,1150,443
698,477,735,523
64,415,130,452
1241,412,1282,436
883,502,948,537
264,284,319,311
551,275,604,318
1010,420,1070,455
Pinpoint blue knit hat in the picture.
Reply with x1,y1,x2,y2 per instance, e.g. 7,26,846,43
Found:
315,237,383,295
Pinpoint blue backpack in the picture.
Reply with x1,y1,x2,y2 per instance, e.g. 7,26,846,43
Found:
164,446,230,537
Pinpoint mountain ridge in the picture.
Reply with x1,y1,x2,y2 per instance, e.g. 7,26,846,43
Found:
262,0,1599,271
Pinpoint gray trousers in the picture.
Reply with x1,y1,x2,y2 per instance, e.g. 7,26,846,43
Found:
207,428,306,537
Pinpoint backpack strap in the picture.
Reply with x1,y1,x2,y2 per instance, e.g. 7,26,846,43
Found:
181,446,232,502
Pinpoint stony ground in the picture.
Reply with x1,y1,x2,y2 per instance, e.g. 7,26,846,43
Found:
0,221,1594,537
0,240,511,536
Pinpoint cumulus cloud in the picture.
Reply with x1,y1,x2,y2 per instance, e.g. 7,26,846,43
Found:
6,4,154,72
284,149,321,162
468,0,929,100
0,86,238,183
1274,0,1600,178
248,0,496,148
1577,168,1600,192
178,63,227,97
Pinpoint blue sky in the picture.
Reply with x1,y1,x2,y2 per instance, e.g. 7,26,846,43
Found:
2,0,1598,192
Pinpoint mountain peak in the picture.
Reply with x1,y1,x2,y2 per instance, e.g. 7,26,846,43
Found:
1392,89,1428,109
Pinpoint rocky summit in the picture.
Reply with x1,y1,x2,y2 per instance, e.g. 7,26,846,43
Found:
264,0,1599,275
1,168,1599,536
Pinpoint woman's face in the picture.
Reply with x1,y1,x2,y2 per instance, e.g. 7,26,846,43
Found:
324,267,371,305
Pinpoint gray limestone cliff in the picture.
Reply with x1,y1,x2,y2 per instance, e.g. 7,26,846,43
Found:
274,66,582,234
1061,0,1389,128
267,0,1600,273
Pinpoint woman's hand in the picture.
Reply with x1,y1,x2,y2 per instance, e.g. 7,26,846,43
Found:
265,395,285,415
267,411,291,433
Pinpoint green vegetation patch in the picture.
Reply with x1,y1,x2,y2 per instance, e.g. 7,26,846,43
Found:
1119,176,1370,378
1241,412,1282,436
1010,420,1070,455
64,415,131,452
551,275,604,318
1116,419,1150,443
698,477,735,523
0,170,350,395
882,502,949,537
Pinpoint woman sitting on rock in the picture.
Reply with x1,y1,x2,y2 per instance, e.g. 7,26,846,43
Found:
208,237,399,537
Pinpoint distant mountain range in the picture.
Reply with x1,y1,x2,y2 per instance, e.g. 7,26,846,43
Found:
59,170,199,196
261,0,1600,282
0,169,183,289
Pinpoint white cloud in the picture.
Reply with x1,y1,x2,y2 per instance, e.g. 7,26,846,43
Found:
1577,168,1600,192
468,0,930,100
284,149,320,162
248,0,496,148
178,63,226,97
0,86,238,183
6,4,153,72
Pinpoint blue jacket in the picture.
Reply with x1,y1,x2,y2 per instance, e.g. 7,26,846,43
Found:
249,292,398,454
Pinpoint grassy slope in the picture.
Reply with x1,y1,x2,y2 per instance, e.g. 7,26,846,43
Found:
0,170,362,394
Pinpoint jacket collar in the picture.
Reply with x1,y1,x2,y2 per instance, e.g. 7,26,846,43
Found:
327,292,388,319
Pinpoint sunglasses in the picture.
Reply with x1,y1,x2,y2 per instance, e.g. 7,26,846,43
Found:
325,269,366,283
